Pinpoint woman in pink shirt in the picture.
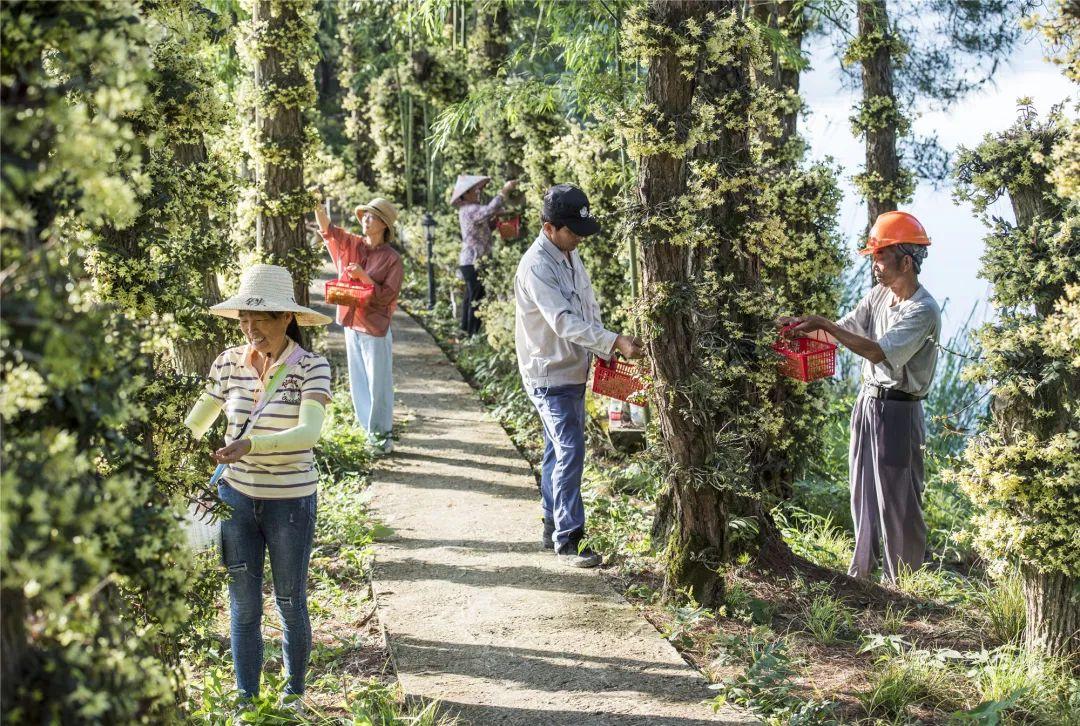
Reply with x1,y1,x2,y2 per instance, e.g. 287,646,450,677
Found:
314,197,403,453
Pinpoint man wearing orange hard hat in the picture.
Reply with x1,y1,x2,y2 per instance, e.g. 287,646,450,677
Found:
778,211,941,583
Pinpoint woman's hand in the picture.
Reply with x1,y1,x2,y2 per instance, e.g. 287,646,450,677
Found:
345,263,373,285
213,439,252,464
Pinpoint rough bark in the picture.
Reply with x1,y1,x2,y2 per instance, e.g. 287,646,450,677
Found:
253,0,310,309
1022,567,1080,659
637,0,721,605
0,591,27,713
752,0,804,156
171,139,226,376
857,0,902,226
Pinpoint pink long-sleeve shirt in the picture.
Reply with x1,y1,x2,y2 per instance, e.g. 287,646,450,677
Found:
321,224,403,337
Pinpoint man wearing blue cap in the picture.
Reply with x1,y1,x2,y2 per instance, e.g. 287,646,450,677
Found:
514,183,644,567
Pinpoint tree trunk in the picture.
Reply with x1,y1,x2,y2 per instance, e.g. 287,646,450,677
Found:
638,0,738,606
171,139,226,376
752,0,804,157
0,591,27,713
857,0,902,228
1022,566,1080,659
252,0,310,310
1001,170,1080,659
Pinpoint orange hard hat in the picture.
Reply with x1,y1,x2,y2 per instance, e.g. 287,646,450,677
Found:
859,211,931,255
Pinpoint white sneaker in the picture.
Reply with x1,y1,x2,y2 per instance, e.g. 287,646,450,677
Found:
278,694,308,718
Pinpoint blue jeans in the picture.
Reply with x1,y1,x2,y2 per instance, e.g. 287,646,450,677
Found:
345,327,394,440
219,483,317,698
528,384,587,548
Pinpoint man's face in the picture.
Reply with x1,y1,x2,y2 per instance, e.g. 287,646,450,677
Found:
542,222,583,252
872,246,911,286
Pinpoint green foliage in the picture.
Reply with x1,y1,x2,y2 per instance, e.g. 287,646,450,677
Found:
950,108,1080,581
0,1,228,719
710,633,839,724
975,569,1027,645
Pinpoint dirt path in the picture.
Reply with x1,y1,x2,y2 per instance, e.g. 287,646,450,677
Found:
350,307,753,725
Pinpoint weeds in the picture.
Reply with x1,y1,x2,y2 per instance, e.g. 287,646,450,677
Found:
878,603,912,634
773,506,854,572
858,648,965,718
801,589,856,644
710,635,839,724
976,569,1026,645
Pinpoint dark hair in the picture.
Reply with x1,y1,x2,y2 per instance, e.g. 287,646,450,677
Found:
540,211,565,231
269,311,303,344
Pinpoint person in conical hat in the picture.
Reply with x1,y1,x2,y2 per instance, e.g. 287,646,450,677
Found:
183,263,333,705
778,210,941,584
451,173,518,337
314,196,403,453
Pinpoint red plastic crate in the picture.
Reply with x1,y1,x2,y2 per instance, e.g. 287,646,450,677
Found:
325,278,374,307
772,332,837,382
592,358,647,404
496,214,521,241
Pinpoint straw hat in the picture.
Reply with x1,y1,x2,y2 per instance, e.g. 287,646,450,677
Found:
450,174,490,205
354,197,399,242
210,264,332,326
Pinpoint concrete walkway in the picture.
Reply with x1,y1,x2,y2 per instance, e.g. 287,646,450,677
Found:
351,308,752,725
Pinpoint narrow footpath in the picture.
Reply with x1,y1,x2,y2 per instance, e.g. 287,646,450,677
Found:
311,266,752,725
371,315,755,724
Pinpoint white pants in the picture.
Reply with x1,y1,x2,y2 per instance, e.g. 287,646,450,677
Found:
344,327,394,440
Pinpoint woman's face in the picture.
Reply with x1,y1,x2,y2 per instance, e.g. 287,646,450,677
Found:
462,183,486,204
238,311,292,356
361,211,387,243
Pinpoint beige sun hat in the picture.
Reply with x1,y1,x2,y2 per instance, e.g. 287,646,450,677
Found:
450,174,491,205
354,197,399,242
210,264,332,326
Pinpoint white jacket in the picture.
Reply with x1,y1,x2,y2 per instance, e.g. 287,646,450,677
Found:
514,232,618,390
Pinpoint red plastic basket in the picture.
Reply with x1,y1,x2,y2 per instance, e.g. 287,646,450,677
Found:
325,278,373,307
496,214,521,241
592,358,647,404
772,332,837,383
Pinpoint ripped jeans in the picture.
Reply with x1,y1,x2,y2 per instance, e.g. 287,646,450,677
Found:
219,483,317,698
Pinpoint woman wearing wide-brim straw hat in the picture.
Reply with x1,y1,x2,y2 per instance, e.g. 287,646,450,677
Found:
182,264,333,712
451,174,518,337
314,196,403,453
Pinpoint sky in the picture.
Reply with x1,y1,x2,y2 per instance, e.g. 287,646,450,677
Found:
799,22,1074,340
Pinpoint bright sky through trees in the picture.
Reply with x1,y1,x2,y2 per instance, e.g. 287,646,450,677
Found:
802,27,1074,337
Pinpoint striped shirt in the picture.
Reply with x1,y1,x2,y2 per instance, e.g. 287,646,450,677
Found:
204,340,332,499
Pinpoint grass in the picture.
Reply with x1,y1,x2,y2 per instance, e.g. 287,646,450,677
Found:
801,588,856,644
773,505,854,572
971,646,1079,725
976,568,1026,645
858,649,965,719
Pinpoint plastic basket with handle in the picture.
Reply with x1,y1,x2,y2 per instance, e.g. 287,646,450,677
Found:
325,278,374,307
772,328,837,382
496,214,521,241
592,358,647,404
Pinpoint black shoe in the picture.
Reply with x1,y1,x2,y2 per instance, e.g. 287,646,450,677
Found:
556,529,602,568
541,517,555,550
